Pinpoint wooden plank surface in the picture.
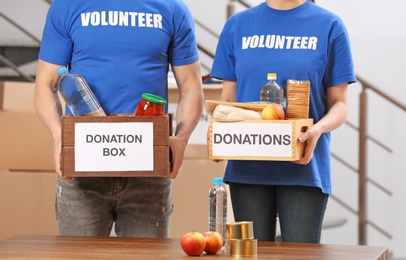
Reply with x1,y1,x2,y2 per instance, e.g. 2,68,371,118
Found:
62,114,170,146
0,235,389,260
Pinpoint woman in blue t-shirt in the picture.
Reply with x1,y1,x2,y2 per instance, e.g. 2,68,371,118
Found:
210,0,356,243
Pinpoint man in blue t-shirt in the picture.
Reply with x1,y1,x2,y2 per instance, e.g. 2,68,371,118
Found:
34,0,204,237
210,0,356,243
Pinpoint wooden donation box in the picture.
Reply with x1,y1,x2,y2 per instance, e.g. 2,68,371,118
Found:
207,80,313,161
206,99,313,161
61,115,170,177
209,117,313,161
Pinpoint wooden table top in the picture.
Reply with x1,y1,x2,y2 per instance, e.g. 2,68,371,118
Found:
0,235,388,259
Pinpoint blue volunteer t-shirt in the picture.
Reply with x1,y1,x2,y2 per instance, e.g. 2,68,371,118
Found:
210,1,356,194
39,0,199,114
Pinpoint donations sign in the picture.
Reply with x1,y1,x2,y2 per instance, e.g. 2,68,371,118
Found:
74,122,153,171
211,121,294,159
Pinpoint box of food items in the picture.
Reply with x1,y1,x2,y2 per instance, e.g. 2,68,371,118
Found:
206,79,313,161
61,114,171,178
59,72,172,178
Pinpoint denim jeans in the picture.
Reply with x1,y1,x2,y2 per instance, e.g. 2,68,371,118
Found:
229,183,329,243
56,177,173,237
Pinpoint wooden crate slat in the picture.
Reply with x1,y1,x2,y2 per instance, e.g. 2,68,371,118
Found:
62,115,169,146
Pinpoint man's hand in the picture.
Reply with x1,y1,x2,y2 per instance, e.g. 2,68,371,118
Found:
53,137,72,180
166,135,188,179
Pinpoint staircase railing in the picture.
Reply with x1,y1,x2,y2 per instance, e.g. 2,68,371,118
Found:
0,55,35,82
0,13,41,45
357,77,406,245
0,12,40,82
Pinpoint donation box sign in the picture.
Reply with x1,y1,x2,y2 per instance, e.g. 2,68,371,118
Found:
74,122,153,171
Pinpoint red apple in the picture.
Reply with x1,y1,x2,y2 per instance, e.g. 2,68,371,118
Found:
261,103,285,120
203,231,223,254
180,231,206,256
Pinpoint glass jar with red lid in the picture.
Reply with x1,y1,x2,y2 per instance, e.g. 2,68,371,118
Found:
134,93,166,116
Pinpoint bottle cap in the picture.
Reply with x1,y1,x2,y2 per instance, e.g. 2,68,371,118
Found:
58,67,68,76
213,178,223,185
267,73,277,80
141,93,167,105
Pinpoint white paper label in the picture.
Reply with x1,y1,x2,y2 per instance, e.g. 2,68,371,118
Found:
211,122,293,158
74,122,154,172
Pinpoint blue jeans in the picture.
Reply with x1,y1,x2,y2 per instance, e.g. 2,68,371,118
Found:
229,183,328,243
56,177,173,237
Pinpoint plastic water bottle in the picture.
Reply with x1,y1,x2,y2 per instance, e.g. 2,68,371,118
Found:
208,177,228,249
260,72,284,105
57,67,106,116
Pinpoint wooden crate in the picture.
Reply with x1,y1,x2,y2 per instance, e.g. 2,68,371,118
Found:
209,118,313,161
61,114,170,177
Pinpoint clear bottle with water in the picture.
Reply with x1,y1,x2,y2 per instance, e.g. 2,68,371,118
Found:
208,177,228,249
57,67,106,116
260,72,284,105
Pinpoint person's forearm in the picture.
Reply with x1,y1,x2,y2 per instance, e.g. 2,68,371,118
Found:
34,60,64,140
312,83,348,135
221,80,236,102
35,90,63,139
313,100,348,134
172,61,204,141
175,87,204,141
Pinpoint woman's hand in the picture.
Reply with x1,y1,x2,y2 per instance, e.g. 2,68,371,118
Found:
292,125,321,165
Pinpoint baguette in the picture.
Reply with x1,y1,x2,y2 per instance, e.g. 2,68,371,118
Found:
212,104,262,122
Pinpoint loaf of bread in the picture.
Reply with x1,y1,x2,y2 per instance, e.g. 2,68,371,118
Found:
212,104,262,122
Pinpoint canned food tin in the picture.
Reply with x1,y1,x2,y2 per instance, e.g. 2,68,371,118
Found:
226,221,254,240
229,238,258,256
